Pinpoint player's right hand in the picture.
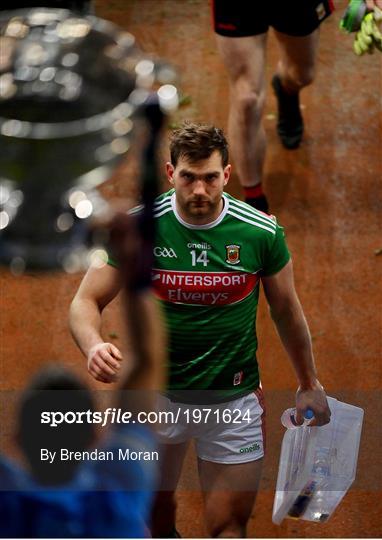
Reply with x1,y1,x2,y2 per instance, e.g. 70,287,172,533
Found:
87,342,123,383
295,380,331,427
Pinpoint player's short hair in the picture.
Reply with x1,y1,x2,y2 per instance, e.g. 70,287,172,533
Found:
18,364,95,485
170,122,229,167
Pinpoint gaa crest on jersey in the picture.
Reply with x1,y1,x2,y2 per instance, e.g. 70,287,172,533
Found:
225,244,241,265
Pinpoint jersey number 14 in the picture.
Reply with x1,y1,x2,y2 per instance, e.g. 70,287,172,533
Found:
190,250,210,267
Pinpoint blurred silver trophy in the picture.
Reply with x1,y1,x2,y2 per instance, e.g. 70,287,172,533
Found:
0,7,178,272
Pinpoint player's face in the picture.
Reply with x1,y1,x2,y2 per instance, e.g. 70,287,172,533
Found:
166,150,231,224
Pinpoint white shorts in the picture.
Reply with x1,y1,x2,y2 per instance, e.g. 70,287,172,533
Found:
155,388,266,464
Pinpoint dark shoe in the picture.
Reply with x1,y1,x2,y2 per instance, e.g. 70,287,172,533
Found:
272,74,303,149
245,194,269,213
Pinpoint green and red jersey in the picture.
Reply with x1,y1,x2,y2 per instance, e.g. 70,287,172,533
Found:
110,189,290,402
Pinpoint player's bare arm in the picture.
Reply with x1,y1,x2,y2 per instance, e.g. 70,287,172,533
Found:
69,263,123,383
261,260,330,427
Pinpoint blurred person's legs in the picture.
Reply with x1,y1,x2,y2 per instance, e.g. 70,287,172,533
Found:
214,0,333,210
270,0,333,149
216,34,269,213
271,30,320,149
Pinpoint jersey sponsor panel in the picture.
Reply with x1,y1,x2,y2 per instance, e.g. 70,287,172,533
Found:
152,268,259,306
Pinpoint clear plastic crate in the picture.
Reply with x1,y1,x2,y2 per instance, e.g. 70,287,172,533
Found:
272,396,364,524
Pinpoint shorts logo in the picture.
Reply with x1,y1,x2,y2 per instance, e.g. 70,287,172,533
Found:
153,247,177,258
233,371,243,386
225,244,241,265
239,442,261,453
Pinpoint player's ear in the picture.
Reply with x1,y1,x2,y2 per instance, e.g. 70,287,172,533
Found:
223,164,231,186
166,162,175,185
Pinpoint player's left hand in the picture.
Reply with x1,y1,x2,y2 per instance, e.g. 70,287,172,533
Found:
295,380,331,427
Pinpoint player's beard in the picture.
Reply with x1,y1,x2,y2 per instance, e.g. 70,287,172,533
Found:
184,194,223,220
188,198,211,212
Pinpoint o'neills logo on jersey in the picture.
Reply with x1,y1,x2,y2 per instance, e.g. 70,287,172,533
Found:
152,269,259,305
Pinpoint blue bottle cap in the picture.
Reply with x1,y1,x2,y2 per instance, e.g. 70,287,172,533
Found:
304,408,314,419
